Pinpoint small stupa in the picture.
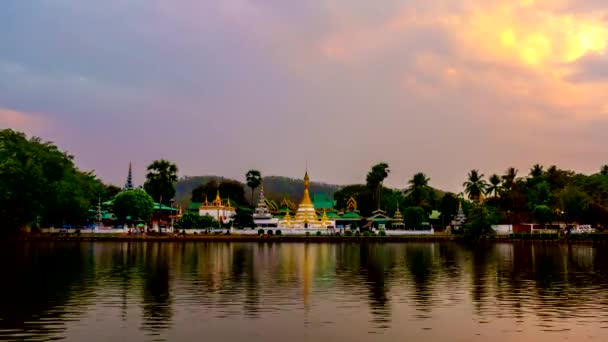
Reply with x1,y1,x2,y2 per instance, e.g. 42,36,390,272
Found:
392,207,405,228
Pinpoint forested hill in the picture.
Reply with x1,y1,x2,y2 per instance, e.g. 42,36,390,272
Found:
175,175,342,204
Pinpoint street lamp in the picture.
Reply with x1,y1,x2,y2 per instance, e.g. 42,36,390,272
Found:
170,198,176,233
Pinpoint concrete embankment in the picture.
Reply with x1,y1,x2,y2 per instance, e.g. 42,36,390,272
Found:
13,233,608,243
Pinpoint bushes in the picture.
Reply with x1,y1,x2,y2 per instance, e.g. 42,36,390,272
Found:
316,231,322,236
258,228,265,236
267,229,274,236
378,230,387,236
344,230,353,237
275,229,282,236
363,231,371,237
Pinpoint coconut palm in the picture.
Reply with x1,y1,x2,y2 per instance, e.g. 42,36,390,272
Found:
463,169,488,202
487,174,501,198
529,164,544,178
245,170,262,207
406,172,431,206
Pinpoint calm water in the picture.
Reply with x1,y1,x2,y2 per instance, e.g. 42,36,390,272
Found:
1,242,607,341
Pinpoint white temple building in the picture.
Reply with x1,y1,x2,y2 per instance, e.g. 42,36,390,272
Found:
199,190,236,223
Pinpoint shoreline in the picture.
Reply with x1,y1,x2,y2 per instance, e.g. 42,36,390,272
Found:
11,233,608,244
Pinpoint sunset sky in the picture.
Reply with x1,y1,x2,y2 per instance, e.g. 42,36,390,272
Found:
1,0,608,191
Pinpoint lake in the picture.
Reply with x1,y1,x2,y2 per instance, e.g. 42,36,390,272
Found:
0,241,607,341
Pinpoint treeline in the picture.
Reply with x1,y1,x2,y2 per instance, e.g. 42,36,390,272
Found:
0,129,120,231
337,163,608,231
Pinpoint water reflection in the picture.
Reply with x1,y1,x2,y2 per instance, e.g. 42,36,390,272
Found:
1,241,608,341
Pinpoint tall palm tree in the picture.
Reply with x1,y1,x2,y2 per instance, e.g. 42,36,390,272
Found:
406,172,431,206
463,169,488,202
143,159,179,205
366,163,390,210
245,170,262,207
487,174,501,198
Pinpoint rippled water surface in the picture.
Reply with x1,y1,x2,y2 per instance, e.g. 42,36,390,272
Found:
1,242,608,341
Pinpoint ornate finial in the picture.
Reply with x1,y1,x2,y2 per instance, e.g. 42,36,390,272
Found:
458,200,462,211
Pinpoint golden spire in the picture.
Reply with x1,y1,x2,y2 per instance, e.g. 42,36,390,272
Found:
215,190,221,202
458,200,462,211
203,194,209,206
300,171,313,205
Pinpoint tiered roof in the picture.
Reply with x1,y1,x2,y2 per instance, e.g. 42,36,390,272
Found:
254,183,272,219
392,208,405,228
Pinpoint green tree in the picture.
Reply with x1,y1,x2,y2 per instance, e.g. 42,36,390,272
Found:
439,193,459,226
601,165,608,176
487,174,501,198
112,189,155,222
175,212,217,228
403,206,426,229
0,129,107,231
532,205,553,227
191,180,248,206
366,163,390,210
245,170,262,206
333,184,375,216
406,172,431,207
465,204,500,238
501,167,518,192
463,170,488,202
232,208,255,228
143,159,178,205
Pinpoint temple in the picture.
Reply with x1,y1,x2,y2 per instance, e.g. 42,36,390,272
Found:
279,171,335,229
253,183,279,227
199,190,236,223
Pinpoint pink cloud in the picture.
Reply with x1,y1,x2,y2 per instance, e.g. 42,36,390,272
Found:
0,107,51,135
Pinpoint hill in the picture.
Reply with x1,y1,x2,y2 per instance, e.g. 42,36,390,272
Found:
175,175,342,206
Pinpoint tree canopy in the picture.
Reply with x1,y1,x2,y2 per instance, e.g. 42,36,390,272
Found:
0,129,114,231
143,159,178,205
112,189,155,222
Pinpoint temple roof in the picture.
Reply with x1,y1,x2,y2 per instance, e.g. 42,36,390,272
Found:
341,211,361,219
154,203,178,211
312,193,335,210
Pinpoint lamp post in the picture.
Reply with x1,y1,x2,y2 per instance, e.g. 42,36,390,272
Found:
170,198,175,233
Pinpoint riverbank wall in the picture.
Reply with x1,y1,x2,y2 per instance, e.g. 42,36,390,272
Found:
14,233,608,244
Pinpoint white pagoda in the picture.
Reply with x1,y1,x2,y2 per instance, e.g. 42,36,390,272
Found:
253,183,279,228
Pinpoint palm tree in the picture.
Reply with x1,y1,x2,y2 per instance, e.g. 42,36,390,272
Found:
406,172,430,206
245,170,262,207
601,165,608,175
487,174,501,198
366,163,390,210
463,169,488,202
143,159,179,206
529,164,544,178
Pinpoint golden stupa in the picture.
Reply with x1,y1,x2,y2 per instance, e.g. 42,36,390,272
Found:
280,171,329,228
